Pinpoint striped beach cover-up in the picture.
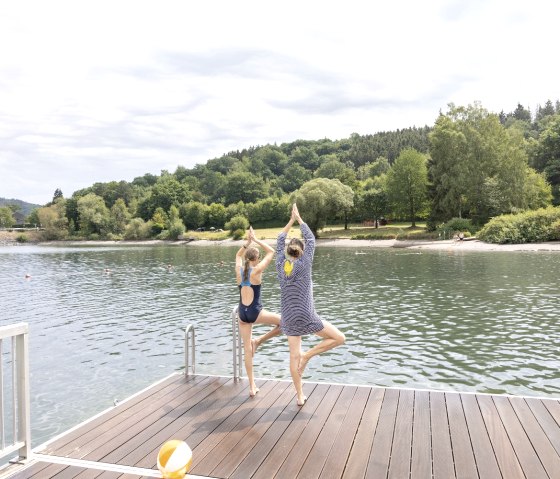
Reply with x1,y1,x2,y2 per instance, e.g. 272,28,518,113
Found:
276,222,324,336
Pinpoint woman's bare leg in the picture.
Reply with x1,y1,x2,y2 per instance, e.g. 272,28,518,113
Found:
238,320,259,396
298,320,345,376
252,310,281,356
288,335,307,405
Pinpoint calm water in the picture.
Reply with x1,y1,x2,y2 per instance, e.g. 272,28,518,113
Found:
1,243,559,447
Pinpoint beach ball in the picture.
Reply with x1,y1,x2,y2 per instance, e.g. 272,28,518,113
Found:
157,440,192,479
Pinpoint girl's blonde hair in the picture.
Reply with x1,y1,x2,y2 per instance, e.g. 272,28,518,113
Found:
243,246,259,281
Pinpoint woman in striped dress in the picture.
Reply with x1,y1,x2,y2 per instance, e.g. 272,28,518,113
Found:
276,204,345,406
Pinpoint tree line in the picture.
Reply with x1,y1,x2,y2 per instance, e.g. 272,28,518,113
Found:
10,99,559,240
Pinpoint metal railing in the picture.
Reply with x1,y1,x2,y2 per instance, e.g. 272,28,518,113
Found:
184,324,195,377
231,306,243,380
0,323,31,463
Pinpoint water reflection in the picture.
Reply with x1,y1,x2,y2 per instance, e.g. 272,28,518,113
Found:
1,244,559,446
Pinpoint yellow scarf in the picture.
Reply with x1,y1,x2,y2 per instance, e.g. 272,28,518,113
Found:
283,260,293,276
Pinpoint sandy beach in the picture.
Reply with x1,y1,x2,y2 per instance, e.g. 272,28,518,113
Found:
2,230,559,252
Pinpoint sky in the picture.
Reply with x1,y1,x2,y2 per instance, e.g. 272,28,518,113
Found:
1,0,559,206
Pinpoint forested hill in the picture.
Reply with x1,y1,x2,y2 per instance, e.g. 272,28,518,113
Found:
0,198,41,217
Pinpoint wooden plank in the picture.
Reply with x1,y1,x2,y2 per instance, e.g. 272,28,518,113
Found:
460,394,501,479
430,391,455,479
187,379,283,472
341,387,384,479
249,383,330,479
210,381,301,477
53,374,212,457
492,396,547,479
17,375,195,479
527,398,560,456
55,378,230,479
366,387,399,478
6,377,560,479
259,384,343,479
296,386,357,479
320,386,370,479
388,389,414,479
229,383,319,479
411,390,431,479
446,392,478,479
99,377,249,469
541,399,560,426
191,380,290,476
477,394,524,479
509,397,560,478
71,376,229,466
42,373,189,454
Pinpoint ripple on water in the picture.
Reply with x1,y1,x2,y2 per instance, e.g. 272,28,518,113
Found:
1,245,560,446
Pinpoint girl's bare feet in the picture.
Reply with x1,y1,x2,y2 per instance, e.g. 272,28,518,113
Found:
297,352,309,376
297,395,307,406
249,384,260,397
251,338,259,357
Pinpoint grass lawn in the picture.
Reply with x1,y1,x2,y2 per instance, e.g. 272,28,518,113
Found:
187,222,438,241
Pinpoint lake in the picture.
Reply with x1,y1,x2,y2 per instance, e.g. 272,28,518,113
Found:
1,243,559,447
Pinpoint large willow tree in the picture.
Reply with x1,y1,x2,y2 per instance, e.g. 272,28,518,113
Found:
291,178,354,237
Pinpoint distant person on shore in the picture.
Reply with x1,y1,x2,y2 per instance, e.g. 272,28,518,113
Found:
236,226,281,396
276,204,345,406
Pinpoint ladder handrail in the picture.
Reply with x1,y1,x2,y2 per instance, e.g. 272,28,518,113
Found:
231,306,243,380
184,324,195,377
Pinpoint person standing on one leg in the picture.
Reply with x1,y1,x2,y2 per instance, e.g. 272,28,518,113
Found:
276,204,345,406
236,227,281,397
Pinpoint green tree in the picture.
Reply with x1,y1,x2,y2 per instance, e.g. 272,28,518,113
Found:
124,218,152,240
291,178,354,236
199,170,226,203
37,200,68,240
253,146,289,177
207,203,227,228
280,163,312,193
151,174,192,212
110,198,130,235
523,169,553,209
77,193,110,236
356,157,390,180
315,158,357,188
225,215,249,235
532,115,560,204
0,206,15,228
386,148,428,227
180,201,208,230
289,146,321,171
226,201,248,222
224,172,268,205
52,188,64,203
429,103,538,223
356,176,389,227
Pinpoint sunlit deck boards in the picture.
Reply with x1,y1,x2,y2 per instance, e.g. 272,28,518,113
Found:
3,373,560,478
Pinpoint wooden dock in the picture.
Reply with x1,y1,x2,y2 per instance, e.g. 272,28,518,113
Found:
2,373,560,478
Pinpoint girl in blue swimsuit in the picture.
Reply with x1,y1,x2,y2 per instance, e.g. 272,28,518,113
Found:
236,227,281,396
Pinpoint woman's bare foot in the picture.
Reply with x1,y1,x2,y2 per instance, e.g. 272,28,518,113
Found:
297,395,307,406
251,338,259,357
249,384,260,397
297,352,309,376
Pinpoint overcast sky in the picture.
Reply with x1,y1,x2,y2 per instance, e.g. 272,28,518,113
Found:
1,0,559,205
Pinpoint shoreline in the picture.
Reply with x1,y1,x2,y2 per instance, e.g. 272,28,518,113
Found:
2,231,560,252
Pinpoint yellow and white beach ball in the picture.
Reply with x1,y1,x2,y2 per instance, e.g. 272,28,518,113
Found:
157,440,192,479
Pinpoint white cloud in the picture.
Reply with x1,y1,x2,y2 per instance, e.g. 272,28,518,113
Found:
0,0,559,204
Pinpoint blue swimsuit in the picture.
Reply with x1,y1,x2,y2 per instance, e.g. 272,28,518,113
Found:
238,267,263,323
